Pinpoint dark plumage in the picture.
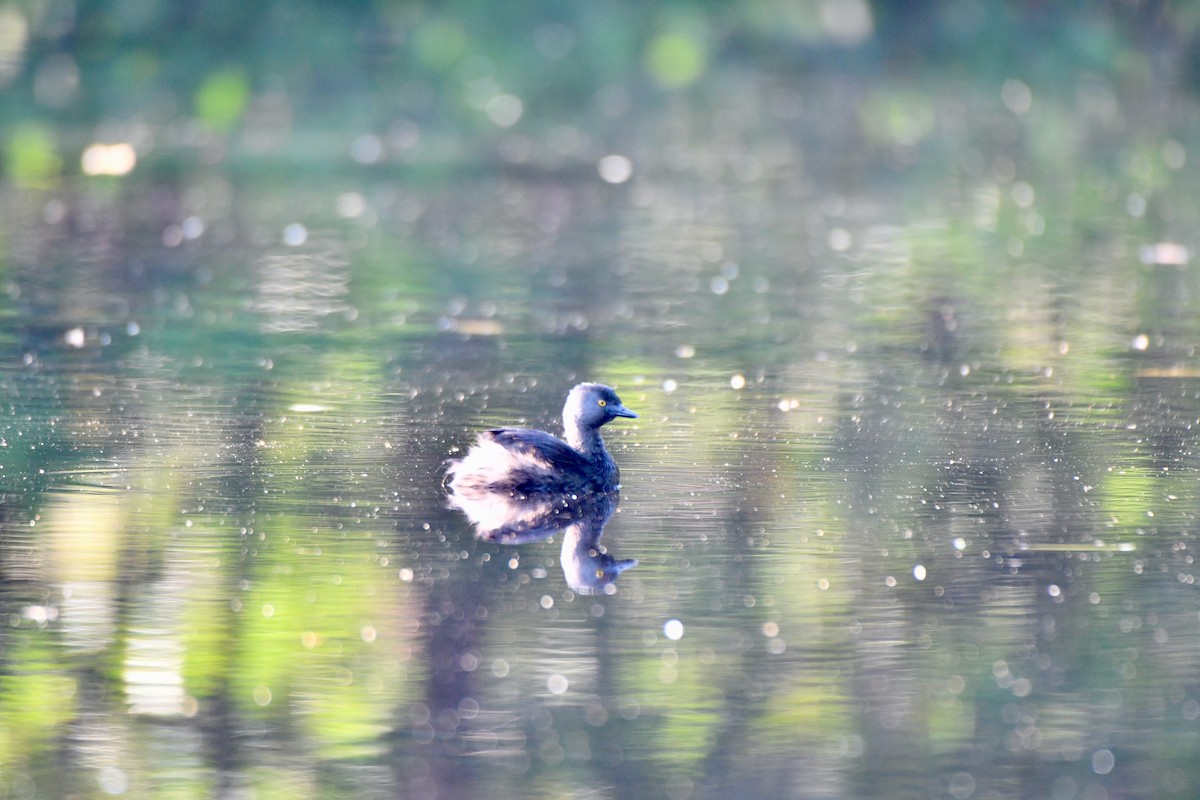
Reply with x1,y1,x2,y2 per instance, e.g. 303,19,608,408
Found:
445,382,638,500
445,383,639,594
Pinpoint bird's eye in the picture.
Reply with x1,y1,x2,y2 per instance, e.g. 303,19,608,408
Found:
596,569,606,578
598,399,607,407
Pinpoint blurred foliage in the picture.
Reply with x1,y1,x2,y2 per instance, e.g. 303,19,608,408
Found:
1,0,1199,175
645,30,709,90
0,639,77,759
4,122,62,188
194,68,251,132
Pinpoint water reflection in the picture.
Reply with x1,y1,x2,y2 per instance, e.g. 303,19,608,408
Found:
3,15,1200,794
447,484,636,595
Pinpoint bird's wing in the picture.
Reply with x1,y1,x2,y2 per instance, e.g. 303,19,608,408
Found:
483,427,585,469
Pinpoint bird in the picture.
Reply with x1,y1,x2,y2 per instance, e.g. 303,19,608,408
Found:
445,382,638,503
445,383,639,593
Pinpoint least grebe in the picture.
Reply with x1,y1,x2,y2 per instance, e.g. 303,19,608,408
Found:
446,382,638,500
446,384,638,593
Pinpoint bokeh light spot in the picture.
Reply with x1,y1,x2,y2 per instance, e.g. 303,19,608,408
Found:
81,143,137,176
598,154,633,184
485,93,524,127
645,32,707,89
194,68,249,132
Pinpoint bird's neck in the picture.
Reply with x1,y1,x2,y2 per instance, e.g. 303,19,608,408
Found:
566,425,604,455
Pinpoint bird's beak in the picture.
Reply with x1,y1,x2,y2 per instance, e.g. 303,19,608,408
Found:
611,558,638,574
611,405,638,419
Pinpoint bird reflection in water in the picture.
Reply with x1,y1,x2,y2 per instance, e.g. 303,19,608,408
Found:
445,383,639,595
446,485,635,595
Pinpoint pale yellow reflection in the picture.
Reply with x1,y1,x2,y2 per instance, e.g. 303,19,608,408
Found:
43,485,125,652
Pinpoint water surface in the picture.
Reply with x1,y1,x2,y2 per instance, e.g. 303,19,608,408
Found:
4,33,1200,800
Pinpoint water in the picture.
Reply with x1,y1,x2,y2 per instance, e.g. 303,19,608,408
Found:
4,59,1200,800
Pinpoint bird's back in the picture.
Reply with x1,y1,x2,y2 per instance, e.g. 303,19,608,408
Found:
447,426,618,498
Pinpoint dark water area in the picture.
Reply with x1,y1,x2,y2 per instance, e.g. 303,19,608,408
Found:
4,3,1200,799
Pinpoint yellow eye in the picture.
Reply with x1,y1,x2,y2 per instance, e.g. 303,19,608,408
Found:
598,399,607,407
